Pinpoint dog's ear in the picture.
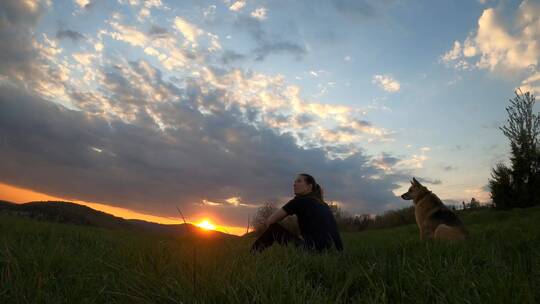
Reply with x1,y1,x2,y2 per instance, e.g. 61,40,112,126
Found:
410,179,414,185
412,177,420,185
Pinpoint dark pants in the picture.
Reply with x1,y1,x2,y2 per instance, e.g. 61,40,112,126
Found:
251,223,303,253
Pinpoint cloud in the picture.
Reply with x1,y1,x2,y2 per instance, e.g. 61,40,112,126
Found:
0,1,74,105
331,0,395,21
235,16,306,61
294,113,316,127
372,153,401,172
104,20,207,70
229,1,246,11
220,50,246,64
251,7,267,20
253,41,306,61
173,17,202,45
144,0,163,9
203,5,216,19
118,0,162,7
440,1,540,92
372,74,401,92
74,0,104,11
1,0,389,156
521,70,540,94
109,22,148,47
137,7,150,21
147,25,169,38
0,0,49,80
415,177,442,185
56,29,85,42
440,41,473,70
474,7,537,71
382,147,431,171
75,0,92,9
371,148,435,175
72,52,95,66
332,0,376,19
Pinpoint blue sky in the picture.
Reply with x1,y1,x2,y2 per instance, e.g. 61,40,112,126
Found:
1,0,539,228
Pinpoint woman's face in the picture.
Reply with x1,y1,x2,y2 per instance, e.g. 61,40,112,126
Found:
293,175,313,195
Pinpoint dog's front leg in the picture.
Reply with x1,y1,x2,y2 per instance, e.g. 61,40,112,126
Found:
421,223,434,240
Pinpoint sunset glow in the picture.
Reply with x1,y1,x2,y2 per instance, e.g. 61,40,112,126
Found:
0,183,246,235
197,220,216,231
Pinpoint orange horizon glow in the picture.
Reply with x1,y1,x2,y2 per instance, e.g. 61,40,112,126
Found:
196,219,216,231
0,182,247,235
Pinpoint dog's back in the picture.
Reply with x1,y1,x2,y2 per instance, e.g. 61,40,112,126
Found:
429,207,467,240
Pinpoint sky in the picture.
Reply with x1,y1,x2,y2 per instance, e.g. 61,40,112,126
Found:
1,0,539,233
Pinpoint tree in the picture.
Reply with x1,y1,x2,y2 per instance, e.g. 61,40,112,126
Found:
251,202,277,233
489,90,540,208
488,163,514,209
469,197,480,209
328,201,344,221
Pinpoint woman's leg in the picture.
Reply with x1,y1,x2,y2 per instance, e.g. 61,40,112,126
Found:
251,223,303,252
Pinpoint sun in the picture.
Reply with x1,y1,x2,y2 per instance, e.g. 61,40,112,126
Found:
197,220,216,231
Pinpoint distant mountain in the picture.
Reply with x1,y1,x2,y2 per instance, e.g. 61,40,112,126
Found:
0,200,237,239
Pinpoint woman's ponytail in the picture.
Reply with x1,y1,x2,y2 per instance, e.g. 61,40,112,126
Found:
312,183,324,201
299,173,324,202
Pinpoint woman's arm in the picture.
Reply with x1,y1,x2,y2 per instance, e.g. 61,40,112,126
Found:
264,208,288,227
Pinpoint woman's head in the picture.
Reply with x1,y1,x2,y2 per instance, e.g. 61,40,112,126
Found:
294,173,323,200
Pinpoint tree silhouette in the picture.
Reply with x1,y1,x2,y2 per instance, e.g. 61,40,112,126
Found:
251,202,300,235
488,163,514,209
469,197,480,209
489,90,540,208
251,202,277,233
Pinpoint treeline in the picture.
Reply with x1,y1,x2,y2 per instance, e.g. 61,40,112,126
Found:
250,197,488,234
329,204,415,232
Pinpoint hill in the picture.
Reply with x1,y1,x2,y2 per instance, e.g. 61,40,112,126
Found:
0,200,237,239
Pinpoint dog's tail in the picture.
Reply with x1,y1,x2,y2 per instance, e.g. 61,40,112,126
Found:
434,224,467,241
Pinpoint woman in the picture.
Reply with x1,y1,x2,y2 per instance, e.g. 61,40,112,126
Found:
251,173,343,253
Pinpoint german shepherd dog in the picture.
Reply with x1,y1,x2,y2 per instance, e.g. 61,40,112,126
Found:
401,178,467,240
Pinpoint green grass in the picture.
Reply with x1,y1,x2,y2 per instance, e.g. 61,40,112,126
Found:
1,207,540,303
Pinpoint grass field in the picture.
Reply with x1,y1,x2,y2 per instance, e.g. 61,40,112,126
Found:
1,207,539,303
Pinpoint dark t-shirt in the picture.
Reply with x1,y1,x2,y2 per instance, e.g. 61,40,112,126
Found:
282,195,343,251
